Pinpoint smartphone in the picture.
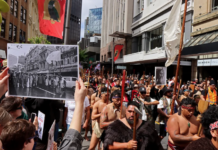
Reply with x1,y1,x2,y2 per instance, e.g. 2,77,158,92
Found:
31,113,36,123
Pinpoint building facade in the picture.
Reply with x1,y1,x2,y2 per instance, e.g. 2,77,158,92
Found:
28,0,46,40
116,0,194,81
0,0,29,52
182,0,218,81
100,0,134,72
47,0,82,45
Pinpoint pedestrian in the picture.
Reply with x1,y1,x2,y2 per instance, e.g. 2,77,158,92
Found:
167,98,200,150
103,101,163,150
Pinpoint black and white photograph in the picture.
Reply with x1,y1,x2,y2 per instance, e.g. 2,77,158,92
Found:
155,67,167,85
7,44,79,100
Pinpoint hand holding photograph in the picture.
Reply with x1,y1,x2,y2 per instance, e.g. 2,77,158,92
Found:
7,44,79,100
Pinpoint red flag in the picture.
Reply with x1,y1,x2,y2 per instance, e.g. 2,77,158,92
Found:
38,0,66,39
114,45,123,62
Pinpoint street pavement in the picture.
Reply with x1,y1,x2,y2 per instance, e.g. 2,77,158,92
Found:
80,130,168,150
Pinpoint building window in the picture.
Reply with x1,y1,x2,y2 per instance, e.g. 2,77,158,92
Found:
137,36,142,52
20,6,23,22
9,23,13,41
104,55,106,61
10,0,14,14
13,25,17,42
101,55,103,62
14,0,18,17
0,18,6,38
212,0,218,11
23,9,26,24
150,27,163,50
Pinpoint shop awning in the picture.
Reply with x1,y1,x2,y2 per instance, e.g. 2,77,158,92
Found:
182,31,218,56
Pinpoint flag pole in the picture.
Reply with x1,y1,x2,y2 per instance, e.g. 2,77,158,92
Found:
64,0,71,45
170,0,188,115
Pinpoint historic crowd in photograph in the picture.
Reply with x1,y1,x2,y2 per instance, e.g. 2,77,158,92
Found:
7,44,79,100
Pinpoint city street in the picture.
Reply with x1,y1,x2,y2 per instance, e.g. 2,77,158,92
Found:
9,86,74,99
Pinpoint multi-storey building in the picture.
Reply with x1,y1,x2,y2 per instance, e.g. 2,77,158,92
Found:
182,0,218,81
28,0,46,40
120,0,194,81
47,0,82,45
0,0,29,52
100,0,133,72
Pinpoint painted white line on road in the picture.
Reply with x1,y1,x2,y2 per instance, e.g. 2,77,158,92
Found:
36,87,56,96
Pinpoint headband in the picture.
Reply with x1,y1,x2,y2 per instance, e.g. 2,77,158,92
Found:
101,91,107,94
210,121,218,130
181,105,195,110
112,96,121,99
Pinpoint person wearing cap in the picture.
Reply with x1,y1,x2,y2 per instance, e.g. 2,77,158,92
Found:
184,106,218,150
133,87,159,124
201,80,218,106
157,87,175,139
131,84,139,100
179,89,191,103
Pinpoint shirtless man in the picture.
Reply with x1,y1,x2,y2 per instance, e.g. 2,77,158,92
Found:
89,87,108,150
167,98,200,150
91,84,104,109
100,90,126,129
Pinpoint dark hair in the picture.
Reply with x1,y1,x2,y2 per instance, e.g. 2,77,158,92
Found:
110,90,121,102
1,119,35,150
127,101,140,109
0,97,22,112
201,106,218,139
101,87,108,93
178,98,197,115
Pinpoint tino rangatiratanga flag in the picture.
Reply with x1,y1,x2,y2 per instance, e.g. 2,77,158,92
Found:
114,45,123,62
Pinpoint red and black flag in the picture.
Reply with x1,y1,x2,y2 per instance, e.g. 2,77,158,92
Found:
38,0,66,39
114,45,123,62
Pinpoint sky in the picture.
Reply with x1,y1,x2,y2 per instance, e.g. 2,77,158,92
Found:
80,0,103,39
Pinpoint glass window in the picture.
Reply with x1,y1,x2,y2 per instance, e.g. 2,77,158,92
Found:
10,0,14,14
150,27,163,50
196,33,213,45
20,6,23,22
0,18,6,38
9,23,13,41
19,29,22,43
212,0,218,11
23,9,26,24
14,0,18,17
204,31,218,44
13,25,17,42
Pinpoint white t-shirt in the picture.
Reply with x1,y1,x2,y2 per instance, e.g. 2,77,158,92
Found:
65,96,90,125
141,98,157,121
157,97,177,115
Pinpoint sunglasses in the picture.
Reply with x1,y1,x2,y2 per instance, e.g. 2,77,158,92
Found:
140,92,146,94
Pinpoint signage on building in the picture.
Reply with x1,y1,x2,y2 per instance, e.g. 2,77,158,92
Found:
172,61,191,66
116,66,126,70
197,59,218,66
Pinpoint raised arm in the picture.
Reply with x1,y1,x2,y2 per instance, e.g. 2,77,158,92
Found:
100,106,114,129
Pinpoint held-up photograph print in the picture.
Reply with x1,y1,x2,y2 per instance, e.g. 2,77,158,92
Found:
155,67,167,85
7,44,79,100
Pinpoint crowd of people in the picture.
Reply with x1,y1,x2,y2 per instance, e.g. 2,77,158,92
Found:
0,66,218,150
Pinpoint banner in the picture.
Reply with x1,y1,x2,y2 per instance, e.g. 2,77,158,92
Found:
47,120,56,150
38,0,66,39
164,0,182,67
38,111,45,140
114,45,123,62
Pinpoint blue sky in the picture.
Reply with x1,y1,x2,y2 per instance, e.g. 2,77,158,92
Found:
80,0,103,39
